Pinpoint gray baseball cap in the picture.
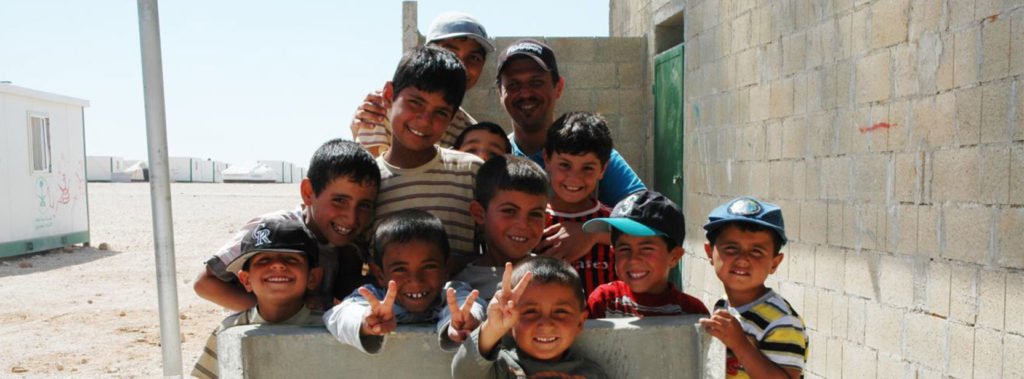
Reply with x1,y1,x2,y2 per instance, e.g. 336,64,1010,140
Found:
425,11,494,52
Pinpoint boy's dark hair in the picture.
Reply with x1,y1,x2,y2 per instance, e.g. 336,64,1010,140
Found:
705,222,784,256
307,139,381,195
473,155,549,207
511,256,585,309
610,229,676,252
392,45,468,112
452,121,511,153
545,112,613,164
372,209,451,266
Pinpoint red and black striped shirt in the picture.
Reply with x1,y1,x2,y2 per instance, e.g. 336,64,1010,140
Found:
546,201,616,296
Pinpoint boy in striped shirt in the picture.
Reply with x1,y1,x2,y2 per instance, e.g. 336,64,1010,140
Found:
699,197,808,379
540,112,617,295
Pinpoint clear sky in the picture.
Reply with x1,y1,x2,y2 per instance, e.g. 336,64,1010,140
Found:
1,1,608,169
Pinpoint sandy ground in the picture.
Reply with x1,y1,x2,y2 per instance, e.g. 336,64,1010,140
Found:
0,183,301,378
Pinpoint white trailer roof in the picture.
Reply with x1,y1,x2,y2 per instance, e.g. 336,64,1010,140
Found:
0,83,90,107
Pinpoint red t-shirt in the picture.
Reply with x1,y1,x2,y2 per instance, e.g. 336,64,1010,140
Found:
546,201,615,296
587,280,709,318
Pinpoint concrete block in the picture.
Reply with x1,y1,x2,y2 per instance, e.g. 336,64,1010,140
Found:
217,316,724,379
979,146,1010,204
792,160,807,199
845,253,877,301
856,51,892,104
909,0,944,41
735,48,757,87
847,297,867,343
974,0,1002,20
815,292,834,335
827,201,844,246
831,293,850,339
925,260,951,317
864,303,903,355
1018,81,1024,142
1008,273,1024,335
616,63,643,89
782,116,807,158
596,38,645,63
731,13,752,53
852,7,870,55
942,205,993,265
893,153,922,203
913,93,956,148
918,205,941,257
764,40,783,83
750,84,771,122
893,43,919,98
748,161,771,198
949,0,976,27
805,158,822,199
999,208,1024,268
950,265,979,325
800,200,828,244
931,147,979,202
1013,12,1024,76
955,85,983,146
1005,333,1024,379
847,104,888,154
826,337,844,379
948,321,976,378
819,63,839,111
981,80,1011,143
546,38,597,63
564,62,618,89
803,287,820,330
837,59,854,108
977,270,1006,329
850,154,887,203
870,0,910,49
793,74,808,115
805,113,834,156
842,342,877,379
782,32,807,76
892,204,918,254
815,246,846,292
877,352,912,379
822,156,850,200
936,33,956,92
770,78,794,119
974,328,1005,378
981,17,1011,82
954,26,980,88
769,161,794,200
888,99,912,151
879,255,915,307
787,242,816,285
844,204,883,251
904,312,947,370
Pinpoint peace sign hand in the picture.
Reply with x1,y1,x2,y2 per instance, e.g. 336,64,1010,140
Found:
486,262,533,333
359,280,397,336
446,288,481,343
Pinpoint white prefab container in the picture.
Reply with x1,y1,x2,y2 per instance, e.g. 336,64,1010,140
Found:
86,156,124,182
0,83,90,258
292,165,305,181
258,160,295,183
169,157,219,183
112,160,148,182
212,161,228,183
222,162,277,183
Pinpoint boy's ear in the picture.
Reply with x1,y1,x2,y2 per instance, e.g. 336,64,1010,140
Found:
597,161,609,180
300,178,315,206
370,263,386,288
577,309,588,330
382,81,394,103
237,271,255,293
704,243,713,263
769,253,784,274
470,200,486,225
669,246,684,266
307,267,324,291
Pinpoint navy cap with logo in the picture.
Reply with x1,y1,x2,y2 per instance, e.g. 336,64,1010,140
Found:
226,218,319,273
425,11,494,52
582,190,685,246
703,196,787,245
496,38,559,81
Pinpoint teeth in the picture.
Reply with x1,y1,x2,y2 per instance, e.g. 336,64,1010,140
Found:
628,271,648,279
265,277,293,283
534,336,557,343
404,291,429,299
333,223,352,235
563,185,583,192
509,236,527,243
408,127,426,137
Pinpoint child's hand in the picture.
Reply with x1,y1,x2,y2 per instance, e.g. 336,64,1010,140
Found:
446,288,481,343
699,309,748,348
537,222,598,263
349,88,390,136
485,262,533,332
359,280,397,336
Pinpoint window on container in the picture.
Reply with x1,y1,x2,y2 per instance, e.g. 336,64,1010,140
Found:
29,115,52,173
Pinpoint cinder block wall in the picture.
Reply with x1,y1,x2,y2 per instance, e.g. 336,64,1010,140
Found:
612,0,1024,378
403,2,652,184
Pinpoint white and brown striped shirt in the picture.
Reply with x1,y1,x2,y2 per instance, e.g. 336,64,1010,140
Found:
375,147,483,259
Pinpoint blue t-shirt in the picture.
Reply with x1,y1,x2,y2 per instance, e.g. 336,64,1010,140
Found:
510,135,646,206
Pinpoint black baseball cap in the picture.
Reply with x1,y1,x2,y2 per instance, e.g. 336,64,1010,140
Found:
496,39,559,81
583,190,685,246
226,218,319,273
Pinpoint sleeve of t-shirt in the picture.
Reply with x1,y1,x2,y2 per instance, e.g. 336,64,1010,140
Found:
354,121,391,151
437,281,487,351
597,149,646,206
323,284,385,354
586,286,609,319
204,215,266,282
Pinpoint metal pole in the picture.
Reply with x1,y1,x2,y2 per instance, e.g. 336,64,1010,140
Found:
136,0,183,377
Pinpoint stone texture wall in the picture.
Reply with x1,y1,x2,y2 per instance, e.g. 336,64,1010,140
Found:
612,0,1024,378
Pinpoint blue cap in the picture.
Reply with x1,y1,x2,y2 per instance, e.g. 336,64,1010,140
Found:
703,197,787,245
425,12,494,52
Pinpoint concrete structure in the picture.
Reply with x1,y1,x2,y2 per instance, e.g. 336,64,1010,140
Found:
0,83,90,258
610,1,1024,378
258,160,296,183
401,2,654,184
169,157,221,183
218,315,723,379
86,156,124,182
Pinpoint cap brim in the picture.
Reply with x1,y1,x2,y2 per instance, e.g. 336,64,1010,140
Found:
583,218,666,237
225,248,308,273
427,33,495,52
702,219,788,244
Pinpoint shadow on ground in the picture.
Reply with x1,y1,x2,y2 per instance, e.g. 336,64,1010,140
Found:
0,246,122,278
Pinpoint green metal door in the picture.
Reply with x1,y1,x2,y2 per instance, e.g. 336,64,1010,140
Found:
654,44,685,287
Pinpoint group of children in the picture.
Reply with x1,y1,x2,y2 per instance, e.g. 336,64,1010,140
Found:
191,11,807,379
